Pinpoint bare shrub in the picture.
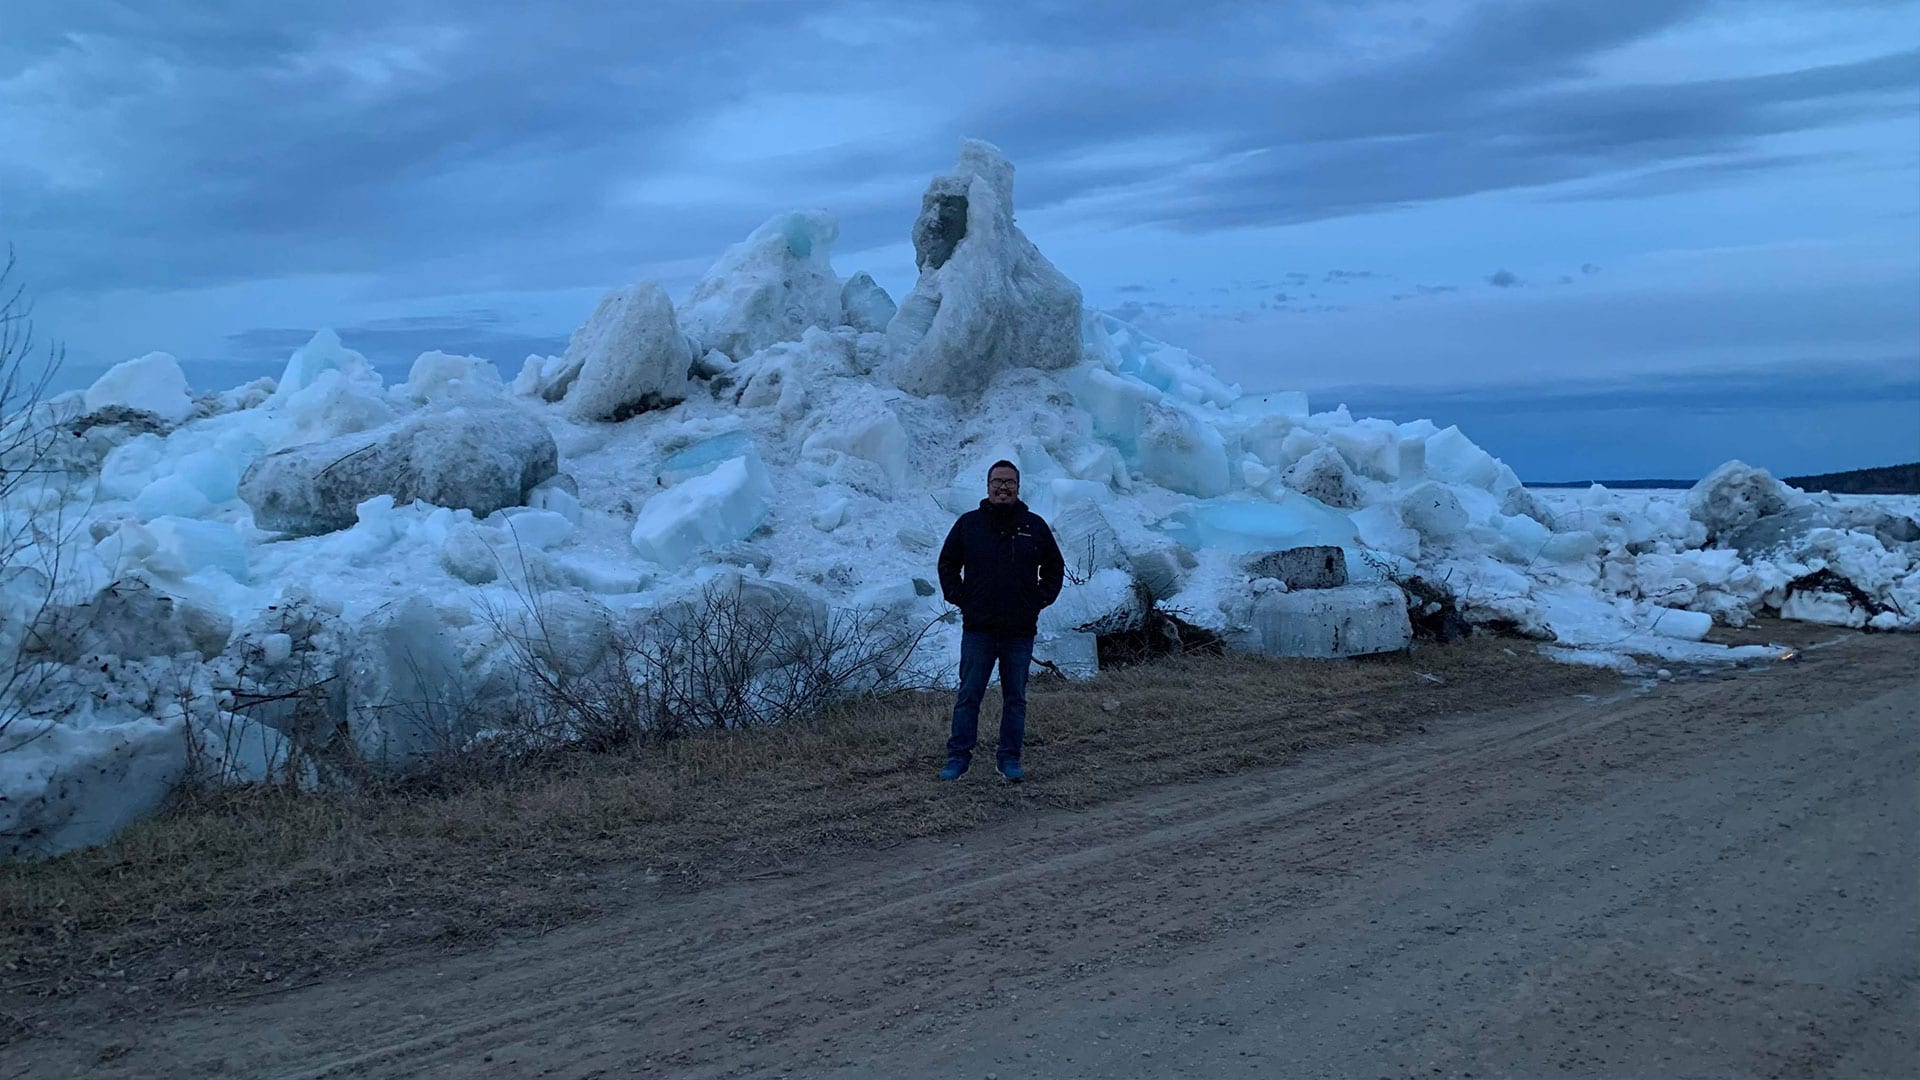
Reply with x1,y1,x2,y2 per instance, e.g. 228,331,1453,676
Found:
0,247,74,752
491,578,945,752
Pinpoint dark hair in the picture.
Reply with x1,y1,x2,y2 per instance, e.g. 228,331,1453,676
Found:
987,459,1020,480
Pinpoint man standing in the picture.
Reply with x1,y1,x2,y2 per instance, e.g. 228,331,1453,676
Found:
935,460,1066,782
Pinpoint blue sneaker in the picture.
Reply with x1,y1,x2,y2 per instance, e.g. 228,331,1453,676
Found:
996,759,1024,783
938,757,969,781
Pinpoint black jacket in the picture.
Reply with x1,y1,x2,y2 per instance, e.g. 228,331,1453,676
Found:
937,499,1066,637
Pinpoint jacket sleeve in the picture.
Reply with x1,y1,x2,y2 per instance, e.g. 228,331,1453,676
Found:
1035,517,1066,608
937,518,968,608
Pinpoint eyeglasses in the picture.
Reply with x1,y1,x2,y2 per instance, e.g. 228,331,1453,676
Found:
988,479,1019,489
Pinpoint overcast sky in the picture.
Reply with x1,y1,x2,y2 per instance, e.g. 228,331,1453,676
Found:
3,0,1916,480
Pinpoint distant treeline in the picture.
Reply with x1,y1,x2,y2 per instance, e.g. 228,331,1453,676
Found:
1528,462,1920,495
1781,462,1920,495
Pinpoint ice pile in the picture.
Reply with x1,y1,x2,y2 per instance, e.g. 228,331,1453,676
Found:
4,138,1917,859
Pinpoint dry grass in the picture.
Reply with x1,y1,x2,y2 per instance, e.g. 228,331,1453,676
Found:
0,638,1609,1023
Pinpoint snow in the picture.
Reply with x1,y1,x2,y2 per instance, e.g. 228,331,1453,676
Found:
680,210,844,361
406,351,505,404
889,140,1083,398
273,328,379,402
84,352,195,424
561,283,692,422
5,137,1917,860
840,272,897,334
1161,493,1359,555
239,406,559,536
1688,461,1801,540
1281,445,1360,508
629,451,774,567
1247,583,1412,659
1135,401,1232,497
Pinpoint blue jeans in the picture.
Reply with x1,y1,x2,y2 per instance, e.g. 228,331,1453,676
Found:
946,630,1034,764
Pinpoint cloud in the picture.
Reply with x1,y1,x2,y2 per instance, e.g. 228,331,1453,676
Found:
1548,151,1844,201
1325,357,1920,418
1488,269,1522,287
4,0,1913,305
1319,360,1920,480
223,311,567,372
1391,284,1461,300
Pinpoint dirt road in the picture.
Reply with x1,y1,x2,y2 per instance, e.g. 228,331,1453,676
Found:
13,633,1917,1079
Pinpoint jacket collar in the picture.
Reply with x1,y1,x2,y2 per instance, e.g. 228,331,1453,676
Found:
978,497,1029,517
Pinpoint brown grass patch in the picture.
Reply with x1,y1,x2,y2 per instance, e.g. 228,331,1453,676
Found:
0,638,1609,1025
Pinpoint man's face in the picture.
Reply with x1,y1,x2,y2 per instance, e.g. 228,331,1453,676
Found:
986,467,1020,506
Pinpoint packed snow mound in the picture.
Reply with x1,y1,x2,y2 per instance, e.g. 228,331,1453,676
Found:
630,449,775,567
4,136,1918,861
840,272,897,334
84,352,195,424
405,351,504,404
239,406,559,535
889,139,1083,398
560,282,692,421
679,210,844,361
1688,460,1801,539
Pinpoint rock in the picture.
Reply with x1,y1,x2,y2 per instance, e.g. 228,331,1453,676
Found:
563,282,693,421
1248,583,1413,659
240,407,558,536
889,140,1083,398
840,271,897,333
1245,546,1349,590
679,210,844,361
1688,460,1799,540
1280,445,1360,508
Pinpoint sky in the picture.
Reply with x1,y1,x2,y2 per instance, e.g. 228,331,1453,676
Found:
2,0,1916,481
